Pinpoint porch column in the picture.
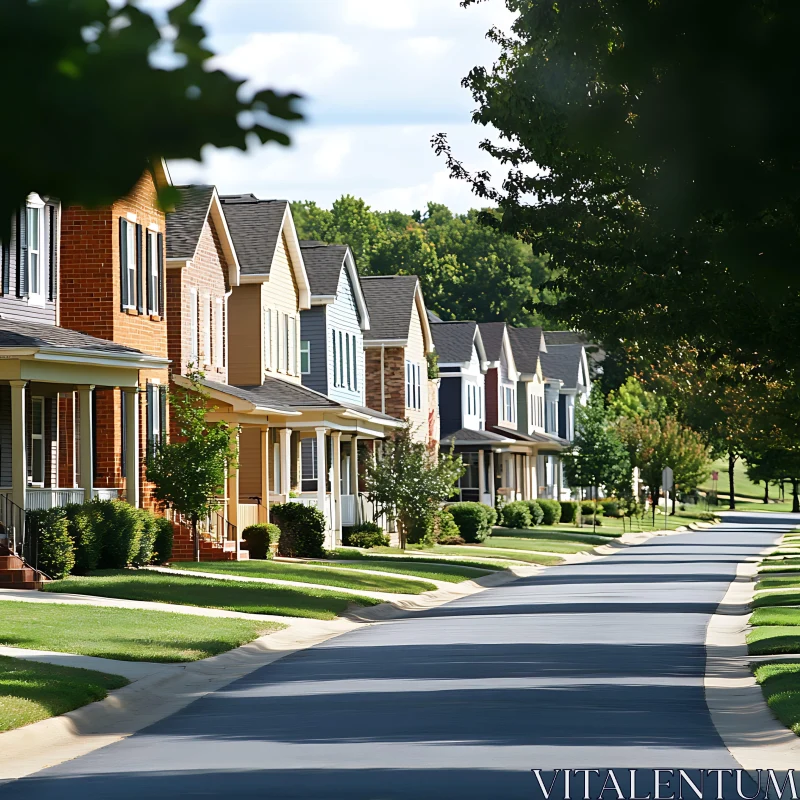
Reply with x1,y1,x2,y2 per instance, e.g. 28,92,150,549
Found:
478,449,486,501
315,427,328,528
556,458,564,500
78,385,94,501
488,449,496,507
227,425,240,537
331,430,342,546
10,381,27,511
260,426,270,522
122,388,140,508
279,428,291,497
350,435,360,524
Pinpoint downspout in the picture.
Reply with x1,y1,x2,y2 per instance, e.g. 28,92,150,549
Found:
380,344,385,415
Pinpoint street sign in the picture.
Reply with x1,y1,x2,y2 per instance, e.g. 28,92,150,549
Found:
662,466,674,492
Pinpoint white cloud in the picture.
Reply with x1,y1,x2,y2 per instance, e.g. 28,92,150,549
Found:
342,0,419,30
404,36,454,60
212,32,359,95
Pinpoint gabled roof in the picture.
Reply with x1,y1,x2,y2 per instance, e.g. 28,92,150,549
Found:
220,194,310,307
545,330,606,375
361,275,433,351
441,427,515,446
541,343,587,390
431,321,484,365
299,241,370,330
508,326,545,376
477,322,507,363
167,185,240,286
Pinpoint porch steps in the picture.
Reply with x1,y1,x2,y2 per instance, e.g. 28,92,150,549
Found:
0,551,45,591
169,522,249,563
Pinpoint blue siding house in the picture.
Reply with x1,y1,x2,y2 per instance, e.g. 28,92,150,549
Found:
299,241,370,407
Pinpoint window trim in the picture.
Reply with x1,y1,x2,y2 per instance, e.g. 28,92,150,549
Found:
189,287,198,366
300,340,311,375
30,396,45,487
123,218,137,310
146,230,159,315
214,297,224,369
263,308,272,372
352,335,358,391
26,197,45,305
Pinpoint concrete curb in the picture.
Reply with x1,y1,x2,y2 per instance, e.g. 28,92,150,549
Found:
705,552,800,769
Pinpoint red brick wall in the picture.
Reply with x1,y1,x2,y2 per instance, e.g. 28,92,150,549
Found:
365,346,407,422
485,368,499,429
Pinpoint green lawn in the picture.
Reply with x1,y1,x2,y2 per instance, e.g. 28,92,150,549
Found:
747,626,800,656
0,600,276,662
753,591,800,609
751,607,800,626
45,570,380,621
483,531,599,554
167,560,437,594
731,500,797,513
0,655,128,733
310,557,493,583
753,661,800,736
491,528,614,546
361,547,509,569
408,545,563,565
758,577,800,590
699,457,764,500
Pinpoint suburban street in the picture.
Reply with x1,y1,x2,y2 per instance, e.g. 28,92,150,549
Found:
1,513,792,799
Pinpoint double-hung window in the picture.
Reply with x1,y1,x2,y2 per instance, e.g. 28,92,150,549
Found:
300,340,311,374
406,361,422,410
351,335,358,391
214,298,224,368
345,333,352,389
288,316,296,374
120,218,136,309
30,397,45,486
26,200,44,301
189,287,198,366
201,292,211,366
503,385,515,424
146,230,159,315
332,329,338,386
301,438,318,491
338,331,344,386
263,309,272,371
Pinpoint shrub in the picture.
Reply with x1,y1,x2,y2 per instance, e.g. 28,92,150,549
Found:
559,501,579,524
153,516,174,563
93,500,144,569
63,502,100,574
447,502,494,543
538,499,562,526
271,502,326,558
131,509,158,567
433,508,460,543
344,522,389,548
242,523,282,559
501,501,532,529
27,508,74,580
601,500,621,518
439,533,466,545
580,501,601,517
526,500,545,526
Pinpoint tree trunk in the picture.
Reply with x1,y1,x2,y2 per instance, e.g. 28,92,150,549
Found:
728,451,737,510
593,492,597,534
193,516,199,563
671,485,677,516
793,480,799,514
652,488,656,528
763,481,770,505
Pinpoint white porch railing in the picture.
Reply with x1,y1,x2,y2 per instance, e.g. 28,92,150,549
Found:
93,488,120,502
341,495,356,527
238,503,261,530
26,489,85,511
295,494,333,529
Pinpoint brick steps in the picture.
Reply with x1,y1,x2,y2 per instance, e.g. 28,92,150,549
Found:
169,521,248,562
0,549,45,591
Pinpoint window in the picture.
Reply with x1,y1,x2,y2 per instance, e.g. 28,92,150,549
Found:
30,397,45,486
146,383,166,461
352,335,358,391
459,452,480,489
332,329,338,386
467,384,472,415
146,231,159,315
26,203,43,299
503,385,515,424
345,333,351,389
406,361,422,410
264,309,272,371
189,287,198,365
120,218,136,309
416,363,422,409
214,298,224,368
338,331,344,385
301,438,317,482
300,341,311,374
288,316,296,374
201,292,211,366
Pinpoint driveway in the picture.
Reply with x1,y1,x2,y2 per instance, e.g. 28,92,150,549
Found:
1,513,793,799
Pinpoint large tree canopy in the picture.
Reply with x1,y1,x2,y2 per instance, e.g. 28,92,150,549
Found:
436,0,800,369
292,197,553,327
0,0,302,225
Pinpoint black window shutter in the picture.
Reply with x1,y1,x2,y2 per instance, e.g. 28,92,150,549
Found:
1,235,9,295
47,204,58,301
135,223,144,314
146,383,154,461
120,392,127,478
145,231,153,314
157,231,164,317
119,217,127,310
159,386,167,445
16,207,27,298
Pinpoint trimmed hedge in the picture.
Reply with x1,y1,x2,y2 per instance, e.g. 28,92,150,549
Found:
559,501,579,525
27,508,75,580
241,523,282,559
538,499,562,526
344,522,389,549
501,501,532,529
153,516,174,563
601,500,621,518
526,500,545,526
91,500,144,569
433,508,460,543
447,502,495,543
581,501,601,517
271,502,326,558
132,508,158,567
63,502,100,574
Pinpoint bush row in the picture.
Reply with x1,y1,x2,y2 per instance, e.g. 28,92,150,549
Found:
28,500,174,580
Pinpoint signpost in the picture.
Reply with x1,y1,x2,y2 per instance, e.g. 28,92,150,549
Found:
662,466,674,531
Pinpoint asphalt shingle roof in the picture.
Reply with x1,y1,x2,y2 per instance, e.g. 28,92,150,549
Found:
220,194,289,277
166,185,215,260
508,326,544,375
299,241,349,297
543,331,587,347
541,343,585,389
0,319,148,355
361,275,419,341
441,427,514,445
430,321,477,364
477,322,506,362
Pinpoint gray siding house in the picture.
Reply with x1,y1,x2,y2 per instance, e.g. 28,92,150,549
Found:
299,241,370,407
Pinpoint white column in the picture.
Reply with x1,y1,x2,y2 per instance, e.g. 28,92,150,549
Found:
279,428,291,498
227,426,240,535
350,435,360,524
478,449,486,501
123,388,140,508
488,449,496,507
78,385,94,501
331,430,342,546
315,427,328,528
260,426,270,522
10,381,27,511
70,391,77,488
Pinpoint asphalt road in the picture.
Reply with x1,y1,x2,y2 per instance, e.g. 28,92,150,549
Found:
2,512,792,799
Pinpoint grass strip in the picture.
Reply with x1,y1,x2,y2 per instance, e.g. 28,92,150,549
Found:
360,548,508,569
310,557,492,583
491,528,613,546
751,607,800,625
757,577,800,591
45,570,379,621
753,592,800,609
166,560,437,594
480,535,596,554
0,600,275,662
0,655,128,732
409,545,563,565
747,625,800,656
753,661,800,735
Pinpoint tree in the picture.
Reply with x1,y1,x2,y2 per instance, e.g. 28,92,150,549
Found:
363,425,465,549
0,0,302,227
607,377,668,422
561,389,631,532
147,371,237,561
435,0,800,373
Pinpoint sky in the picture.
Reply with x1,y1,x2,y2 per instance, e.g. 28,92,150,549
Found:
163,0,516,214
